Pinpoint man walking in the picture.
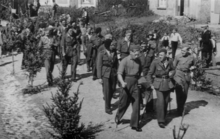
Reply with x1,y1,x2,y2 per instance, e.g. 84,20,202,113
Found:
200,25,212,68
117,30,132,61
173,46,196,116
97,38,118,115
170,29,182,59
61,27,78,81
147,49,175,128
115,44,142,132
90,27,104,80
38,27,57,86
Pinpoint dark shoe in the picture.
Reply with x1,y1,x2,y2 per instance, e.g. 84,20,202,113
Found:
93,77,97,80
105,110,113,115
115,116,121,125
158,122,165,128
131,127,142,132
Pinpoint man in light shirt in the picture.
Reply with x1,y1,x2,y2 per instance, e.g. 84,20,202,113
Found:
170,29,182,59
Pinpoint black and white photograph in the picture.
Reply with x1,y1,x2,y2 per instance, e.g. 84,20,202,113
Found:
0,0,220,138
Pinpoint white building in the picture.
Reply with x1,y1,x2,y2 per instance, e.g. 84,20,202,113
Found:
39,0,98,8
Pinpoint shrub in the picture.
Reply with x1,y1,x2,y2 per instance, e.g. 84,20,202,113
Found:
24,37,43,87
43,70,103,139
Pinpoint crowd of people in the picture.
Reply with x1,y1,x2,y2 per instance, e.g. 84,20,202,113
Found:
0,5,217,133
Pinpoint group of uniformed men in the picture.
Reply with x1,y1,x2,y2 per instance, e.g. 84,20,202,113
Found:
94,29,198,132
2,15,216,132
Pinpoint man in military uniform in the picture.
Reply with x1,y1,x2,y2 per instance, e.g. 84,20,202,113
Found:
97,38,118,115
139,41,154,112
61,27,78,81
85,27,94,72
117,30,132,61
90,27,104,80
200,25,212,68
115,44,142,132
38,27,58,86
147,49,175,128
147,33,157,62
173,46,196,116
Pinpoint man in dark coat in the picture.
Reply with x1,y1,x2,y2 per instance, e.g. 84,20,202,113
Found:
90,27,104,80
97,39,118,115
200,25,212,68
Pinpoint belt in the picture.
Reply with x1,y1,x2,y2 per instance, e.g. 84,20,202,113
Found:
103,64,112,67
125,75,139,78
155,75,169,79
121,52,129,54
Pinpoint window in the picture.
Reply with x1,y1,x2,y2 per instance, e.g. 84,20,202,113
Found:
158,0,167,9
82,0,92,4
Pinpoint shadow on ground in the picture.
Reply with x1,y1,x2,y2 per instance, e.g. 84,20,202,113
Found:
138,100,208,128
0,60,18,67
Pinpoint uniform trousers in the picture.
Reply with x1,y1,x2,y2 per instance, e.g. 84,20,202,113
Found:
102,72,117,112
171,41,178,59
116,76,140,128
202,50,212,68
175,83,189,115
156,90,171,123
21,50,28,69
86,45,92,70
44,49,55,84
91,47,98,78
62,52,78,80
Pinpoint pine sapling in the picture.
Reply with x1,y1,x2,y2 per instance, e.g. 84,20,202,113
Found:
43,69,103,139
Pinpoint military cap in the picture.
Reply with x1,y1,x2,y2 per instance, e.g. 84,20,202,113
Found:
158,48,167,54
129,44,140,51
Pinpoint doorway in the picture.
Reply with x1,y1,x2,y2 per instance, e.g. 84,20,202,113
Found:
180,0,184,16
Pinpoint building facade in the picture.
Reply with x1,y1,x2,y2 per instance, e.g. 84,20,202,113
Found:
39,0,98,8
149,0,219,24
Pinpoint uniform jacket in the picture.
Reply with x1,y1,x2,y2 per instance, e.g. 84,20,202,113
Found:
90,34,104,49
117,38,131,60
61,34,77,57
139,51,152,76
147,40,156,57
97,48,118,79
173,54,195,92
147,58,175,91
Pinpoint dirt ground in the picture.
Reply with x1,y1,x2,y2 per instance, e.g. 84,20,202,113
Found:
0,46,220,139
